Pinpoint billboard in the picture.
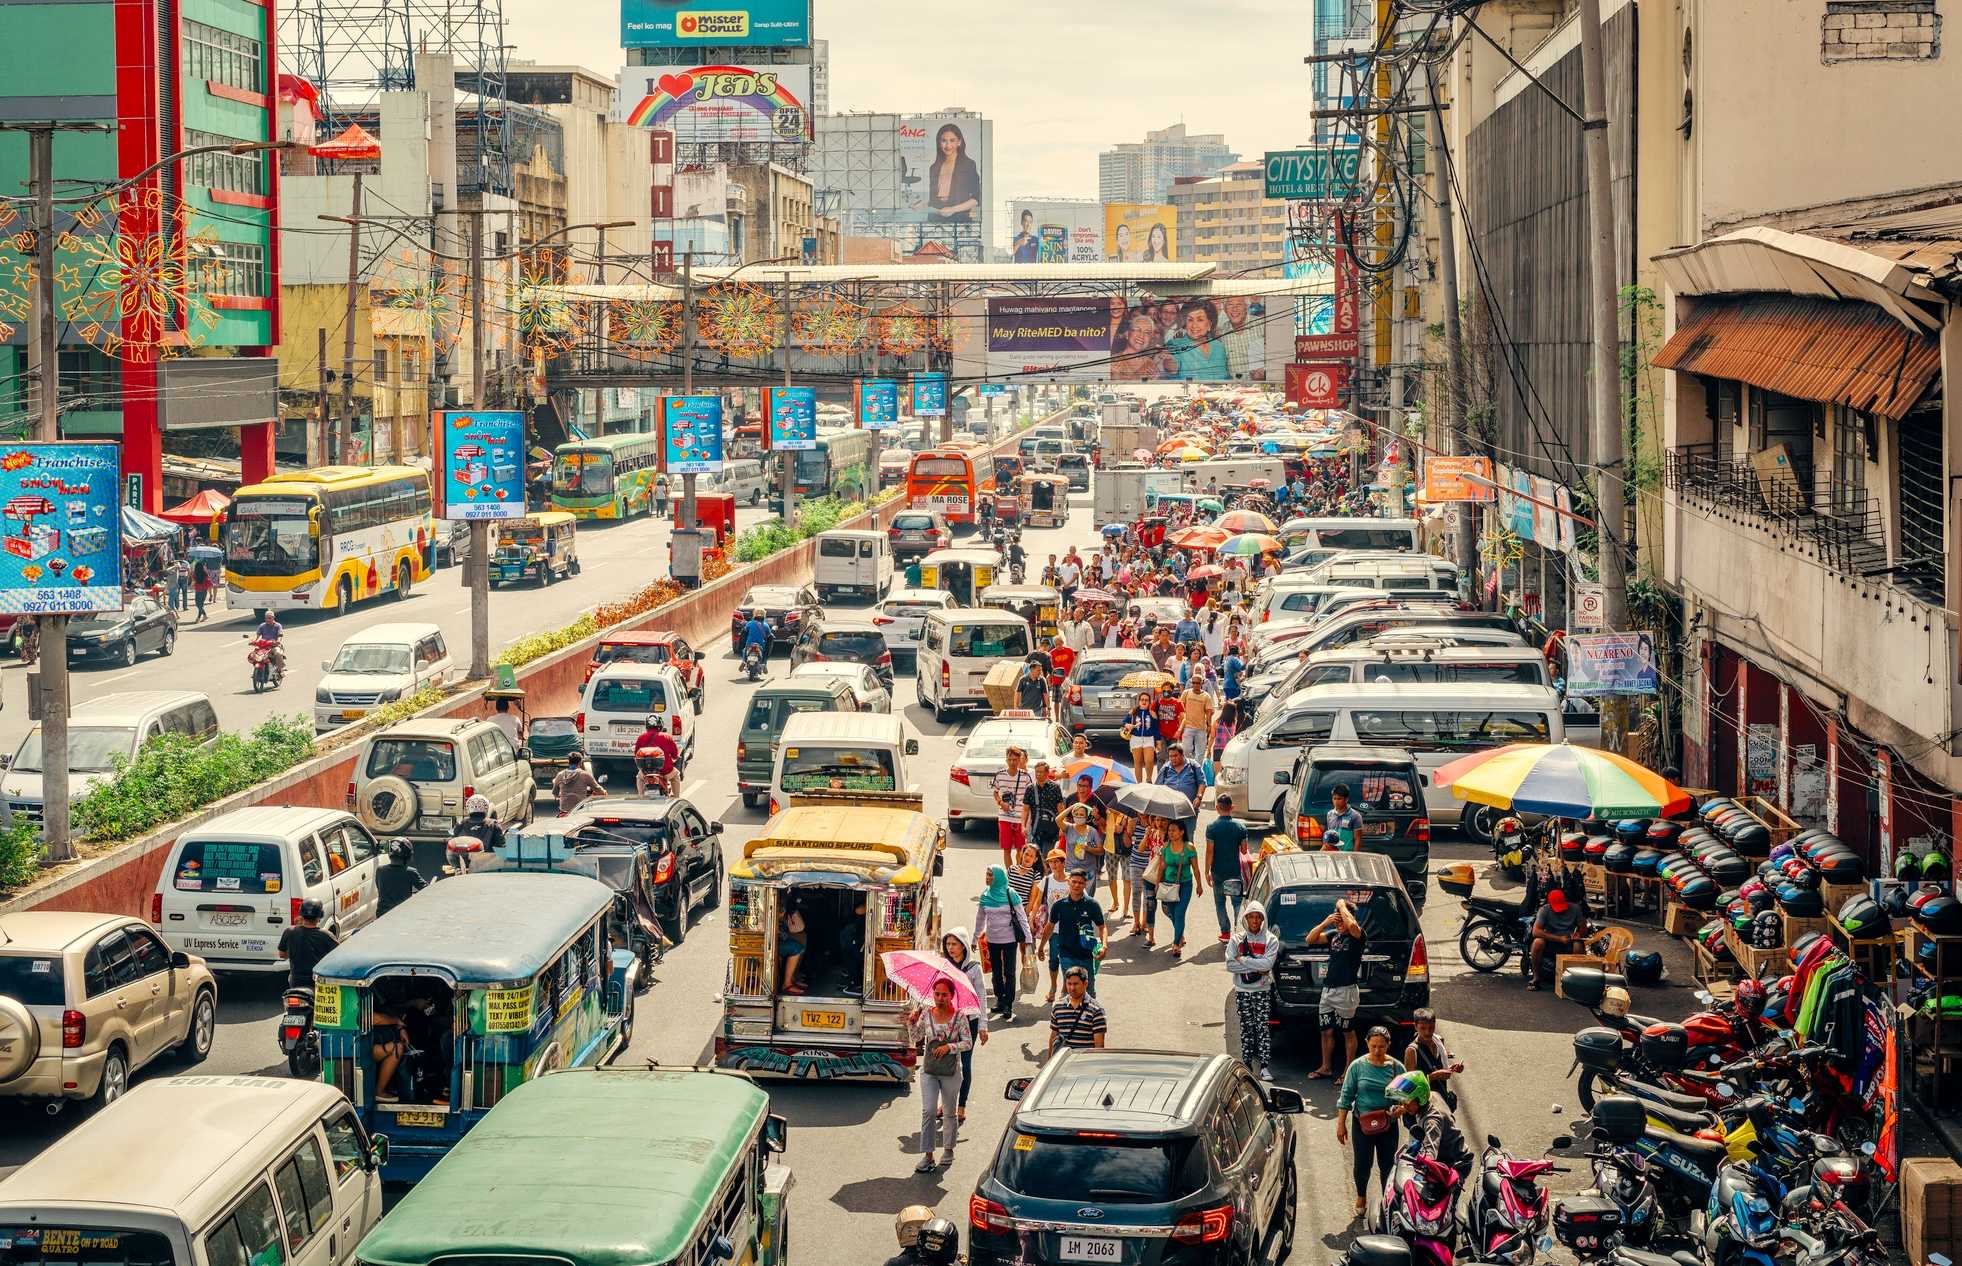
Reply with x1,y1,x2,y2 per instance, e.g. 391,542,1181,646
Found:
1103,204,1176,262
1567,632,1660,697
767,386,816,451
0,442,123,613
911,373,948,418
621,0,811,48
617,64,813,144
661,395,726,474
810,112,992,263
1008,200,1102,263
858,379,899,429
985,296,1286,383
896,117,985,229
435,411,526,520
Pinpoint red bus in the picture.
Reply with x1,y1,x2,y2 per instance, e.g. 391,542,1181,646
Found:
906,444,995,524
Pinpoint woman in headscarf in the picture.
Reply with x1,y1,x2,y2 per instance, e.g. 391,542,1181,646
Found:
940,928,987,1122
974,866,1031,1021
1223,901,1279,1080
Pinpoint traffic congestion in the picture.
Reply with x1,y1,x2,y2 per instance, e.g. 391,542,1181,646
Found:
0,386,1896,1266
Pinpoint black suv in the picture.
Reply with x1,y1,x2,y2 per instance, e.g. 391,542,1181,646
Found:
1251,850,1429,1034
970,1050,1303,1266
1279,745,1431,905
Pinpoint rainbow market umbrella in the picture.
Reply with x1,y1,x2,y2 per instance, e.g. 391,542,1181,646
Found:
1216,532,1284,557
1214,509,1278,535
1431,742,1692,819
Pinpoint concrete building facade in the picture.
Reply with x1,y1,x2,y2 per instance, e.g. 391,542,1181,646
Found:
1167,162,1289,276
1097,124,1238,205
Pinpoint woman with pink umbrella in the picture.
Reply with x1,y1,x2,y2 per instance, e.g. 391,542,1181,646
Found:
906,976,970,1172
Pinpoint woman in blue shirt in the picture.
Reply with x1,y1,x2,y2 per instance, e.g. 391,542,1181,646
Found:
1122,690,1159,782
1164,301,1232,381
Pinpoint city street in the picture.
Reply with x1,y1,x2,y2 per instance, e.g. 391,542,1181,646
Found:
0,489,1702,1262
0,500,773,756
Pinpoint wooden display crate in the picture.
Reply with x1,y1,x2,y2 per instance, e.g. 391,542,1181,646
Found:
1782,910,1829,949
1724,925,1785,980
1692,938,1736,986
1909,926,1962,981
1603,871,1664,921
1820,879,1867,915
1829,914,1902,983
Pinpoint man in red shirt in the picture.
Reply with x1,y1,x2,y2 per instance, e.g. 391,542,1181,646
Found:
1153,683,1183,764
631,714,681,797
1046,634,1076,715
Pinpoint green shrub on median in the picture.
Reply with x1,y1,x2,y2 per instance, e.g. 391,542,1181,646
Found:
70,716,316,846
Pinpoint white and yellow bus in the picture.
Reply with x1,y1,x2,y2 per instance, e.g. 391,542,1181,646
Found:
224,464,435,612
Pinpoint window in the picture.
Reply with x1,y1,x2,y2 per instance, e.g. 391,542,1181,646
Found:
201,1183,285,1266
1831,406,1868,512
592,678,668,713
991,1134,1208,1203
322,1111,366,1180
0,955,65,1007
124,928,171,979
1350,708,1552,751
344,821,380,863
181,18,263,93
183,129,263,195
365,738,457,782
289,1141,335,1233
298,836,326,886
0,1227,173,1266
1226,1079,1267,1156
270,1158,312,1250
194,241,268,299
84,931,132,997
1263,710,1335,748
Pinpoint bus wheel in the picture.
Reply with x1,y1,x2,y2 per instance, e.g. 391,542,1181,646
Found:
337,577,354,615
395,562,412,601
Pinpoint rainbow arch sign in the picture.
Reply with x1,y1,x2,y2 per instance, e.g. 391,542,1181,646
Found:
617,64,813,144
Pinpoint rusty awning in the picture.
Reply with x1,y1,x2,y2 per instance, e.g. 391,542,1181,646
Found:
1652,294,1940,420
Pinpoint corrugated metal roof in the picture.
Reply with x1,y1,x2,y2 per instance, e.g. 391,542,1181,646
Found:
1652,294,1940,421
689,262,1218,284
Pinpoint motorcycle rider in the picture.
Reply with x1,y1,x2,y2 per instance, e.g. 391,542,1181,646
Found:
632,714,681,796
374,838,426,916
741,610,773,663
276,899,338,990
1387,1069,1473,1184
883,1207,935,1266
253,609,287,679
452,794,506,859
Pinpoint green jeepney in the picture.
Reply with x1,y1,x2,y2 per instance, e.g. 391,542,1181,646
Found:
355,1067,792,1266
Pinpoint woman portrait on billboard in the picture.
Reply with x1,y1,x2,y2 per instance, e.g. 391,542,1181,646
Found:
1165,299,1231,381
1109,307,1173,381
1142,220,1171,262
928,123,981,223
1109,221,1133,262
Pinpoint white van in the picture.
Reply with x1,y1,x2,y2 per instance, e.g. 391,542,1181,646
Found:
0,1075,385,1266
812,529,893,602
1216,682,1566,828
0,691,218,823
578,662,694,775
718,458,767,506
1279,516,1422,557
768,711,922,816
1309,556,1459,593
314,623,455,732
1181,456,1290,491
916,608,1032,723
152,808,384,973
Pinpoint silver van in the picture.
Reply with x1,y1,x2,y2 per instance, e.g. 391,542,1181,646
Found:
0,691,219,823
717,459,767,506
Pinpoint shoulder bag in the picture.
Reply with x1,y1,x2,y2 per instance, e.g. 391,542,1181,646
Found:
920,1017,961,1078
1141,849,1166,886
1358,1109,1394,1136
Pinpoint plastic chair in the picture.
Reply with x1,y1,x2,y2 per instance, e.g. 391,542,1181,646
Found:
1588,926,1636,971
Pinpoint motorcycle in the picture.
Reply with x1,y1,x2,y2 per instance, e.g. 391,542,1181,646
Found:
247,636,285,692
743,642,767,682
443,833,485,879
634,746,677,798
1456,890,1537,978
1466,1133,1568,1264
1491,816,1530,880
1379,1148,1467,1266
278,987,321,1078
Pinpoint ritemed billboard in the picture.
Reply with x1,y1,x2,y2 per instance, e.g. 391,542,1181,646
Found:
621,0,811,48
986,296,1284,383
617,64,813,144
1103,204,1176,262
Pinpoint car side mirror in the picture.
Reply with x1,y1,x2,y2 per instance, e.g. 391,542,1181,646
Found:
762,1113,788,1153
904,739,920,756
321,659,333,674
710,821,724,834
518,747,532,760
170,951,192,969
1004,1076,1033,1101
1419,773,1429,786
1264,1086,1305,1113
933,850,945,877
1272,770,1290,784
0,755,12,770
367,1135,389,1169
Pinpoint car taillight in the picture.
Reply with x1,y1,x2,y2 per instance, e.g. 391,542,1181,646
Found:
1173,1204,1233,1244
737,742,748,762
951,767,970,786
1413,817,1431,843
969,1196,1014,1233
345,780,357,809
872,615,894,626
462,785,474,802
878,651,892,666
291,897,304,926
654,854,675,883
940,662,950,688
1408,932,1429,982
62,1009,85,1049
575,712,586,731
150,893,162,924
768,797,780,815
1298,814,1324,845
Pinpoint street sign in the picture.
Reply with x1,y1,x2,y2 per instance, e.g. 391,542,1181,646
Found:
1422,455,1496,504
1296,333,1360,361
1263,147,1363,200
1572,582,1606,632
1285,362,1345,409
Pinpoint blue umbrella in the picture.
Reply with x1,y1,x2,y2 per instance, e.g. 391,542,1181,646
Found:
1101,523,1126,537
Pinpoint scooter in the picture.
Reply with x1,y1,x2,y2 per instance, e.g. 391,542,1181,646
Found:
743,642,767,681
247,636,285,692
1467,1134,1567,1264
1379,1148,1467,1266
634,747,677,798
442,834,484,879
1491,816,1530,881
278,988,321,1078
1456,891,1537,977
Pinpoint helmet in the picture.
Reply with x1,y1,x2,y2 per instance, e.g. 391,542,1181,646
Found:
464,794,491,818
1734,977,1768,1019
915,1218,959,1266
298,899,325,922
646,714,664,729
1385,1070,1431,1108
386,837,413,864
1601,985,1631,1017
894,1206,934,1250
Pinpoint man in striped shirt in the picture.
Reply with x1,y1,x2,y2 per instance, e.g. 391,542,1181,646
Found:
1048,966,1108,1055
992,746,1034,869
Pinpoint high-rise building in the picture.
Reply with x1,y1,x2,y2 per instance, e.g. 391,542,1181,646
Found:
812,39,830,116
0,0,283,507
1097,124,1238,204
1166,162,1288,276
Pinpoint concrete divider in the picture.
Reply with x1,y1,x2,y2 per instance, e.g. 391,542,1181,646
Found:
3,415,1053,918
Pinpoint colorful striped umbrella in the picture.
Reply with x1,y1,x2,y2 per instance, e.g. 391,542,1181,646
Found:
1168,524,1230,550
1217,532,1284,557
1214,509,1279,534
1063,755,1135,788
1431,742,1692,819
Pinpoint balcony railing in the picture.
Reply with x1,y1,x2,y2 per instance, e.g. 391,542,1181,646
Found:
1665,443,1890,583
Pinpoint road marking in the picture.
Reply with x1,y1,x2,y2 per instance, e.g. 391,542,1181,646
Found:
95,670,142,685
450,605,471,616
682,778,706,801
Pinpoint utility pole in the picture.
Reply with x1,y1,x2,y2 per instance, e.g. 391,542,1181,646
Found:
466,212,490,680
1426,61,1478,593
778,270,796,526
1578,0,1627,633
27,126,70,861
338,172,364,465
316,328,330,466
679,249,697,533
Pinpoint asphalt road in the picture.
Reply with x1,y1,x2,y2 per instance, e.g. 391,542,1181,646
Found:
0,488,1708,1264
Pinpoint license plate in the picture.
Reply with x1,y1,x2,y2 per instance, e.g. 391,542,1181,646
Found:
339,709,365,720
1365,820,1395,837
392,1110,445,1127
208,912,249,928
1059,1237,1122,1262
800,1009,847,1030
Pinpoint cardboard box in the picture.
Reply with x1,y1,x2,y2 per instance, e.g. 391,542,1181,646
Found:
1904,1157,1962,1266
1663,901,1699,937
1752,442,1801,502
982,660,1023,712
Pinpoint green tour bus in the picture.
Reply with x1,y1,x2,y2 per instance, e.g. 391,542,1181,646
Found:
354,1067,792,1266
553,431,663,521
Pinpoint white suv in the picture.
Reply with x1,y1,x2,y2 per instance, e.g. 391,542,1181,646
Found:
352,717,534,841
578,663,695,778
314,623,455,732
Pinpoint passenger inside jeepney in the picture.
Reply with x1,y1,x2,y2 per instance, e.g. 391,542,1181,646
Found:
370,976,455,1104
776,887,867,999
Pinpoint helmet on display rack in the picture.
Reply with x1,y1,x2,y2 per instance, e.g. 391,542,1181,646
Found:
1734,976,1768,1018
1385,1070,1432,1108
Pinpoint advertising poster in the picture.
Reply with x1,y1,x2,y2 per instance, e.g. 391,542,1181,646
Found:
621,0,810,48
1532,475,1559,544
1008,201,1103,264
1285,363,1344,408
661,395,726,474
767,386,816,452
1103,204,1177,262
617,64,813,144
910,373,947,418
1422,455,1495,503
859,379,899,430
436,410,526,521
1566,632,1660,697
896,117,984,230
0,441,123,613
987,295,1284,383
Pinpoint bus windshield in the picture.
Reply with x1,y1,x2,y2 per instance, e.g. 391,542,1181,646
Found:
792,449,828,484
227,498,319,576
556,451,612,495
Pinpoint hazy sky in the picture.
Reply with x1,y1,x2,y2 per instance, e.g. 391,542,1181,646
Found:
504,0,1313,213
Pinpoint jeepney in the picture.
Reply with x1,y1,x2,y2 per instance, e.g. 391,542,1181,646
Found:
717,792,945,1082
355,1068,792,1266
977,583,1062,643
1020,472,1071,528
918,546,1000,606
488,510,578,587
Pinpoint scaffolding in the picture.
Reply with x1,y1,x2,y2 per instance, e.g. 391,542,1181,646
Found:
280,0,513,196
